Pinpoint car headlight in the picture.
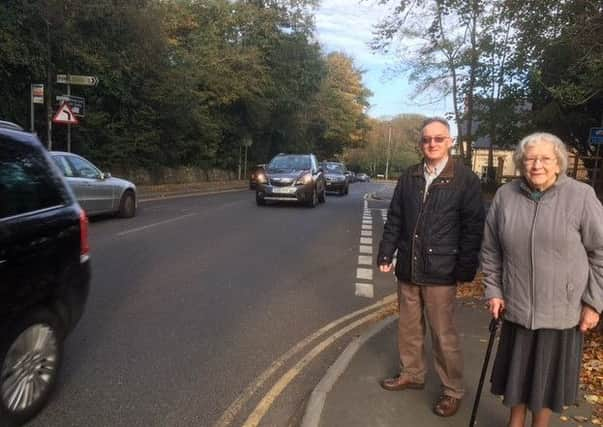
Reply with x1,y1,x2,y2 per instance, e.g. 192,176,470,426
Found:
295,173,312,185
256,173,267,183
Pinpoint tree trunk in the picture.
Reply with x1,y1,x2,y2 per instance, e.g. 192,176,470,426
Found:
463,1,479,169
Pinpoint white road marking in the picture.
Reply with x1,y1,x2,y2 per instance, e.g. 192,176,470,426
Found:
241,309,387,427
355,283,374,298
139,187,246,203
362,221,372,225
358,255,372,265
360,237,373,245
359,245,372,254
356,268,373,280
361,230,371,237
213,294,396,427
116,213,197,236
361,224,372,230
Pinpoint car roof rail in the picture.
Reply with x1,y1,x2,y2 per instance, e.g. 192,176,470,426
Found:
0,120,24,131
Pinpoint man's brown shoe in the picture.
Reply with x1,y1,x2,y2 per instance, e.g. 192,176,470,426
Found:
433,395,461,417
380,375,424,391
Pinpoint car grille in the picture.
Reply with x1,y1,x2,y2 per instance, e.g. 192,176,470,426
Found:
270,179,294,187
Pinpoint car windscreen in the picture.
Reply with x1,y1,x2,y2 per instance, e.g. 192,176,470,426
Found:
268,156,311,171
324,163,345,174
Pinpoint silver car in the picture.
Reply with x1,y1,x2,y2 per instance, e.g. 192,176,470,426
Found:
50,151,137,217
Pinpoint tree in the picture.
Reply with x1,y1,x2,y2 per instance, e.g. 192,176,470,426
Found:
311,52,372,160
344,114,423,175
0,0,373,176
372,0,483,166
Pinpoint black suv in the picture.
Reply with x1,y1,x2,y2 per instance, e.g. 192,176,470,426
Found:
255,153,326,207
0,122,91,426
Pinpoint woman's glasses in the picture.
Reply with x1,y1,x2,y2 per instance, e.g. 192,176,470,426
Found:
523,156,556,166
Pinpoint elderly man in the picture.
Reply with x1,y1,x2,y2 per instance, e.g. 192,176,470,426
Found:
377,117,485,417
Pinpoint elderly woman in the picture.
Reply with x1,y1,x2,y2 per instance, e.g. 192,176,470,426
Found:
480,132,603,427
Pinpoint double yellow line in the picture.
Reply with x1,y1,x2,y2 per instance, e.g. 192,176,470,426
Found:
213,293,396,427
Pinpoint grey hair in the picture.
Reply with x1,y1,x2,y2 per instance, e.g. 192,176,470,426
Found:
421,117,450,134
513,132,568,175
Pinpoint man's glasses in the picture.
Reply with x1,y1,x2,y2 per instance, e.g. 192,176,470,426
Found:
523,156,556,166
421,136,448,144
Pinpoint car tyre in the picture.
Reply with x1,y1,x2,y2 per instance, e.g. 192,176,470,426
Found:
307,188,318,208
0,309,64,427
256,193,266,206
118,190,136,218
344,185,349,195
318,186,326,203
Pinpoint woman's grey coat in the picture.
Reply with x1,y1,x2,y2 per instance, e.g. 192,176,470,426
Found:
481,175,603,330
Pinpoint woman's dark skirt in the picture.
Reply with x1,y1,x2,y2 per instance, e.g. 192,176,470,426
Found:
490,320,584,413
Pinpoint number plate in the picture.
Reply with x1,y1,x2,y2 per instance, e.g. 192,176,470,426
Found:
272,186,295,194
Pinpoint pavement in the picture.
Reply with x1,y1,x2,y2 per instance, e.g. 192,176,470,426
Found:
300,182,594,427
300,298,595,427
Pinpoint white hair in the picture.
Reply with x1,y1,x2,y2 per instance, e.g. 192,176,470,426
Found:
513,132,568,175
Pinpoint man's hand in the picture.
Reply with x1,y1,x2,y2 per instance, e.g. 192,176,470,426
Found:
379,263,393,273
579,305,600,333
487,298,505,320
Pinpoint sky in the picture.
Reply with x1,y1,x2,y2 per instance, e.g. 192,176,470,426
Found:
312,0,453,121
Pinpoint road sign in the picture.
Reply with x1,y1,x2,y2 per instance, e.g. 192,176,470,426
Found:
52,102,79,125
56,95,85,116
590,127,603,145
56,74,99,86
32,84,44,104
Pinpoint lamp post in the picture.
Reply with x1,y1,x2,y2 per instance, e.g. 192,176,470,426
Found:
238,136,253,181
385,125,392,180
243,136,253,180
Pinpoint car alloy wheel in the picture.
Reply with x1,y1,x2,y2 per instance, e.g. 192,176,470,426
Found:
1,311,63,425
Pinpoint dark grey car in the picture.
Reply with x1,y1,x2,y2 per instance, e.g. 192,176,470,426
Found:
50,152,137,217
255,154,326,207
322,162,349,195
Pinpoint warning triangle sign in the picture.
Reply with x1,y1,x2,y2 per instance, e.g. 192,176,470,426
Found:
52,102,79,125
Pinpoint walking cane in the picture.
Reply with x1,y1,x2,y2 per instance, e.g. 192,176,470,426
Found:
469,317,501,427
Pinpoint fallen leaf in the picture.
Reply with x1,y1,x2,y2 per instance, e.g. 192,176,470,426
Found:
560,415,569,421
574,415,588,422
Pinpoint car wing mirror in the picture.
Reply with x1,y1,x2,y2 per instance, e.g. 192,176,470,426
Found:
103,172,112,179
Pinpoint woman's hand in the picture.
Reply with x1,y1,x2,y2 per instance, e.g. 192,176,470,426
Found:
379,263,393,273
579,305,600,333
488,298,505,320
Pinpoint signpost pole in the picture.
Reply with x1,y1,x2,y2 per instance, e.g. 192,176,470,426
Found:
67,80,71,152
593,144,600,190
30,84,34,132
